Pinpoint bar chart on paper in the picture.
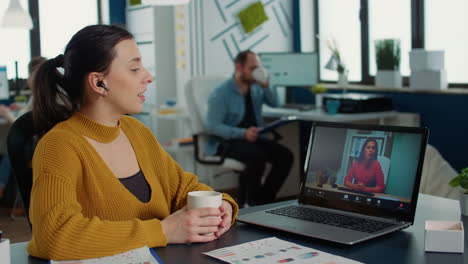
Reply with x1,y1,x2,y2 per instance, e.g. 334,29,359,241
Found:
204,237,363,264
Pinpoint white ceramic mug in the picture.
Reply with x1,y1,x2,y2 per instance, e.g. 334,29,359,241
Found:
187,191,222,235
252,67,269,83
187,191,222,210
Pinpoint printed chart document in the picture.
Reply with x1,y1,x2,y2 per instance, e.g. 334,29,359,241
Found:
258,116,298,134
51,246,162,264
204,237,363,264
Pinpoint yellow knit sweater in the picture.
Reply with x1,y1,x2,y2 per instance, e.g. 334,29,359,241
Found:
28,112,239,260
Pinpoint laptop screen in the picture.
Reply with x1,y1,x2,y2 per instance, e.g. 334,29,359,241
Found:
299,122,428,222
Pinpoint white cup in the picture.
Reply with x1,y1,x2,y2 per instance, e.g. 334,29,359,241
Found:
187,191,222,235
252,67,269,83
187,191,222,210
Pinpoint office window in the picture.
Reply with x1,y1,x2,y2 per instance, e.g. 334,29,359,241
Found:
368,1,411,77
312,0,468,87
425,0,468,84
0,0,31,79
39,0,98,59
318,0,361,82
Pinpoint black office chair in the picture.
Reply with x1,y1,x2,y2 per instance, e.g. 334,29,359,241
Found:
7,111,39,227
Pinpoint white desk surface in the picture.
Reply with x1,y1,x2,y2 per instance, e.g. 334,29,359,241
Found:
263,106,400,122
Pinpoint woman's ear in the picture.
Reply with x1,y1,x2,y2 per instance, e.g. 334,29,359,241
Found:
87,72,105,95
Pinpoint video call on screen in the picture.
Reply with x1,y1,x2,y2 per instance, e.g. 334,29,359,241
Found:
304,126,423,212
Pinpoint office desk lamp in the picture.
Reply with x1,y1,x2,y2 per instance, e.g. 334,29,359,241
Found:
325,53,349,92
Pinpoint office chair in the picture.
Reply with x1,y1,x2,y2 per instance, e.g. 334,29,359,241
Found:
185,76,251,205
7,111,38,226
419,144,460,200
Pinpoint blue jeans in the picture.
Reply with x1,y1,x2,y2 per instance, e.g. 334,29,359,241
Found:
0,152,12,189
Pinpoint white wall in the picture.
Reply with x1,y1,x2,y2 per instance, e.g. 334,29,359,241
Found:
201,0,293,76
176,0,294,108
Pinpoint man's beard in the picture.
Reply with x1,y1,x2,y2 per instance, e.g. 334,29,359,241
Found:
240,72,255,85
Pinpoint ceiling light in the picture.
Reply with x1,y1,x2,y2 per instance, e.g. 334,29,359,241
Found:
1,0,33,29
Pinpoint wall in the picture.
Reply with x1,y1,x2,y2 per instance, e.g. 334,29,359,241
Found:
199,0,293,76
386,132,421,198
176,0,295,121
392,92,468,173
353,91,467,173
109,0,126,25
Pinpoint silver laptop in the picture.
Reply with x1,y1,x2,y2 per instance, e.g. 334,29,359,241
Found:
237,121,429,245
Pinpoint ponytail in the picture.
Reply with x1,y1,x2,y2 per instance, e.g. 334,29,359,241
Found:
32,54,74,136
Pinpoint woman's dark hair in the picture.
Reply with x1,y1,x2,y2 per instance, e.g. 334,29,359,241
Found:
357,138,379,166
32,24,133,136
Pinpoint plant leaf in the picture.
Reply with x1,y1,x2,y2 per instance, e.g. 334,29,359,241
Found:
460,176,468,189
375,39,401,70
449,175,461,187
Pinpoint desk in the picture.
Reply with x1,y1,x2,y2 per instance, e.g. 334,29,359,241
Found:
263,106,401,124
10,194,467,264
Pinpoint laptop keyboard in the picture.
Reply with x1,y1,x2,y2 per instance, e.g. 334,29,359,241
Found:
266,206,397,234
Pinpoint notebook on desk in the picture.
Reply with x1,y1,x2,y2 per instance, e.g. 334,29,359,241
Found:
237,121,429,245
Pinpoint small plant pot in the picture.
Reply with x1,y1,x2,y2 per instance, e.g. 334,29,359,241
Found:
460,193,468,216
376,70,402,88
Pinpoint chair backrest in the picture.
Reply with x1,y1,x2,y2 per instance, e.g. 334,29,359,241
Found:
7,111,38,223
185,76,228,134
377,155,391,185
420,144,460,199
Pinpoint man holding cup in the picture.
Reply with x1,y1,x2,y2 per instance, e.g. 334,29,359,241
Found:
206,50,294,207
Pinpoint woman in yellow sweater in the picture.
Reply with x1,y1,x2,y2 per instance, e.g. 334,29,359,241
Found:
28,24,238,260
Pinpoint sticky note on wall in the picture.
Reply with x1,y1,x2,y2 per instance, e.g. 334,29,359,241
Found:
129,0,142,6
238,1,269,34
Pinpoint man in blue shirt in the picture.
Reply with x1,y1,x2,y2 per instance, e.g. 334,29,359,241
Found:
206,50,293,206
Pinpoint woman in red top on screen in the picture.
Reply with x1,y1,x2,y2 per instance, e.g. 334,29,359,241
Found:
344,138,385,193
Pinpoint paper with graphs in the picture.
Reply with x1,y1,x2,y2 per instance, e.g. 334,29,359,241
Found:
204,237,363,264
51,246,162,264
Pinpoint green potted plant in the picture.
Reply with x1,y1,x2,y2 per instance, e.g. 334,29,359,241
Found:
449,167,468,215
375,39,402,88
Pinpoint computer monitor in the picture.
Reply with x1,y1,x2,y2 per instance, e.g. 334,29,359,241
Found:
0,66,9,100
258,52,318,86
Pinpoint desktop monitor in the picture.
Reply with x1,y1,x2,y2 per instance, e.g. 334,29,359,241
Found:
0,66,9,100
258,52,318,86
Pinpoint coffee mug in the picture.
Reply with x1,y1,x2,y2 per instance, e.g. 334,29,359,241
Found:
187,191,222,210
252,67,269,83
326,99,341,115
187,191,222,235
